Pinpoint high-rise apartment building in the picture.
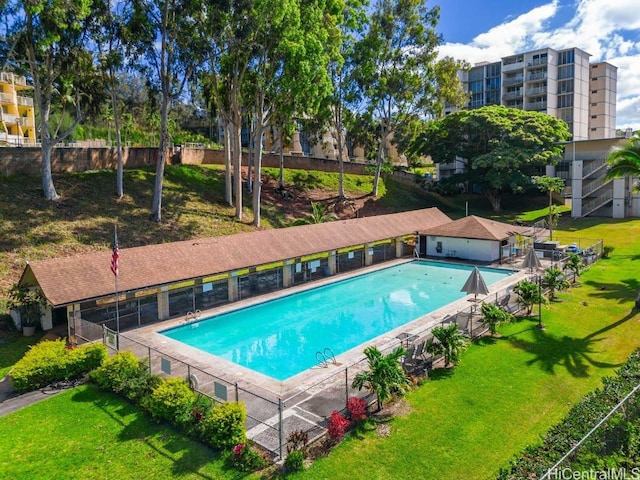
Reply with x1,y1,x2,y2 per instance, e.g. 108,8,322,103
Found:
447,47,617,140
0,71,37,146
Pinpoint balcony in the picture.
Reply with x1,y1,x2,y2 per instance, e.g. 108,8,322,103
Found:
503,76,524,86
526,101,547,110
502,91,522,100
17,96,33,107
527,72,548,81
0,72,28,86
525,86,547,96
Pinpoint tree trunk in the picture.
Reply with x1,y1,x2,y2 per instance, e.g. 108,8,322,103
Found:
111,87,124,199
335,112,345,201
224,121,233,206
232,119,243,221
372,133,385,197
40,137,60,201
151,95,170,222
279,129,285,188
485,190,502,213
252,123,264,228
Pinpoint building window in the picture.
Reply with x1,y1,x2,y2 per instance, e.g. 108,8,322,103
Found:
591,90,597,93
558,50,575,65
558,65,574,80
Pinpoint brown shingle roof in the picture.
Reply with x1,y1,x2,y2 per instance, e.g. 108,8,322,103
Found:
419,215,530,241
22,207,451,307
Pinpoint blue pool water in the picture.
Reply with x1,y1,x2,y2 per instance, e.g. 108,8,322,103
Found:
161,261,513,381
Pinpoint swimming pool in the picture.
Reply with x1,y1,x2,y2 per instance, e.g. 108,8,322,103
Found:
160,261,514,381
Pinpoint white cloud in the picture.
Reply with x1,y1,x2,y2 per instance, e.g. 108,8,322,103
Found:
439,0,640,129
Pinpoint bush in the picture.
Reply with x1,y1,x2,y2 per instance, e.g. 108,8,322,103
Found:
10,339,107,392
346,397,368,423
327,411,350,440
146,377,196,423
227,443,267,472
198,401,247,450
602,245,615,259
284,450,305,473
286,429,309,456
89,350,158,402
175,394,213,436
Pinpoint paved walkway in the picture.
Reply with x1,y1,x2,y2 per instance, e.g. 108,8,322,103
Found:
0,374,64,417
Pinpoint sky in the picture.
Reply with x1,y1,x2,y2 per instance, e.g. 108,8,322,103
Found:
435,0,640,130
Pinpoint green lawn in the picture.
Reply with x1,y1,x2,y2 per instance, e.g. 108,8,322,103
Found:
0,384,230,480
1,218,638,479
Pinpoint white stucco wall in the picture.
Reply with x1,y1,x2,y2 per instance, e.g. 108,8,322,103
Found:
425,236,501,262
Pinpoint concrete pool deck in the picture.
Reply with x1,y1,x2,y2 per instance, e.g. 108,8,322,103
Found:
124,260,531,408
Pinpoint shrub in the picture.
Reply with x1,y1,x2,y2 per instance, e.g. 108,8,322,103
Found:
227,443,267,472
146,377,196,423
10,339,107,392
175,394,213,436
602,245,615,259
198,401,247,450
89,350,157,401
327,411,350,440
346,397,368,423
284,450,305,473
286,429,309,456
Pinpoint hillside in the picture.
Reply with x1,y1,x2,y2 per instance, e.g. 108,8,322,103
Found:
0,163,551,311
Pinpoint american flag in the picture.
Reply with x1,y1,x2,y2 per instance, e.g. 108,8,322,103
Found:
111,228,120,277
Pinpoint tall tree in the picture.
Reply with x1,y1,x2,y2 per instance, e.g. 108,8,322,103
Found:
605,131,640,191
532,175,565,241
129,0,199,222
6,0,102,200
352,0,459,196
412,105,571,212
92,0,128,198
248,0,338,227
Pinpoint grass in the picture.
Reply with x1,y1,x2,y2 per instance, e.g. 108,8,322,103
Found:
0,384,230,480
0,220,638,479
1,167,638,478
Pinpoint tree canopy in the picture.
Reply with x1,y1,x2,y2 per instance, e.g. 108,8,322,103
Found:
411,105,571,212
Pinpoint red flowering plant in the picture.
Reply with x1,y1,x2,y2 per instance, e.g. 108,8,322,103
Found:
228,443,266,472
327,411,350,440
346,397,368,423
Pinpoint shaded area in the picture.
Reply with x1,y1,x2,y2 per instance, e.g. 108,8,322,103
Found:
584,278,640,305
509,315,633,377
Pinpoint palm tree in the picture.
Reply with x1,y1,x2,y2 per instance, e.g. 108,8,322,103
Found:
543,267,570,301
606,132,640,309
427,324,469,367
564,253,585,284
480,302,514,336
351,346,412,411
513,279,544,315
291,202,337,226
606,132,640,191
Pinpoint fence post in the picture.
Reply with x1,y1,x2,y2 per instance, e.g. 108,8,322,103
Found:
147,347,152,373
345,368,349,407
235,383,239,402
278,398,284,460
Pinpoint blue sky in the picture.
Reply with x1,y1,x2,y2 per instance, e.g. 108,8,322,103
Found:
434,0,640,130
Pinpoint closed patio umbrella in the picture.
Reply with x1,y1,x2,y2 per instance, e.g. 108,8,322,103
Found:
522,246,542,273
461,266,490,301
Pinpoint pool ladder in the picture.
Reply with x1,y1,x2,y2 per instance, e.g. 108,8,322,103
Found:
316,347,337,368
184,309,201,324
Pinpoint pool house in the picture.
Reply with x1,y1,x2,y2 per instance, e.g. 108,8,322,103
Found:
14,207,454,338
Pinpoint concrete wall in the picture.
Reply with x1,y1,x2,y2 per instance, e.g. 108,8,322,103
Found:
426,236,500,262
180,148,368,175
1,146,369,177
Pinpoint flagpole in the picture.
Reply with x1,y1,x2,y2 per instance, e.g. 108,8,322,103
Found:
111,225,121,344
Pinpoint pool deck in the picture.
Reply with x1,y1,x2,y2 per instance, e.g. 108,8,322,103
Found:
126,258,532,400
123,257,543,455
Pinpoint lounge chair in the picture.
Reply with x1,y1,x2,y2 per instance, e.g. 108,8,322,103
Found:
456,311,472,333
